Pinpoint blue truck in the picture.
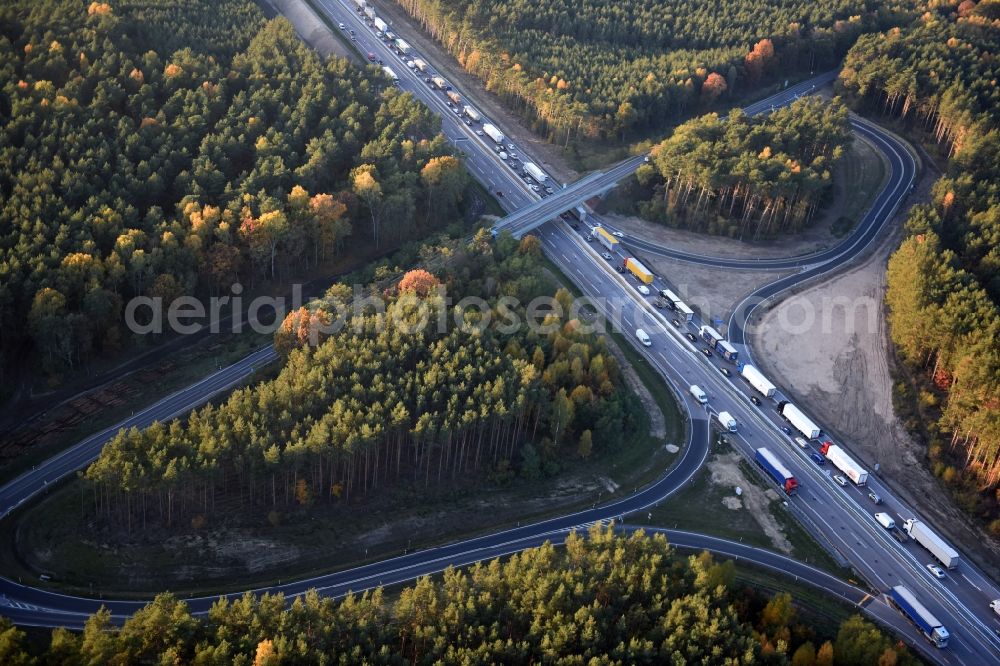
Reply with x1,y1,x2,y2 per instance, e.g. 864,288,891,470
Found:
699,325,739,363
754,447,798,495
889,585,949,648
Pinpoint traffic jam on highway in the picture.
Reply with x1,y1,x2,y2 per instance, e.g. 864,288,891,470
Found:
3,0,993,659
350,0,555,200
573,211,1000,651
326,0,1000,658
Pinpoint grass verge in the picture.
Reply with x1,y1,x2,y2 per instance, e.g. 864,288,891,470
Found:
651,437,848,576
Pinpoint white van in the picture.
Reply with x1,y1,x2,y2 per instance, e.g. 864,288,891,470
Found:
874,512,895,530
717,411,737,432
635,329,651,346
794,437,808,449
689,385,707,404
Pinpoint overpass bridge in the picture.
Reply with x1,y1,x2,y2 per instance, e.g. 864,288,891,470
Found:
492,155,647,239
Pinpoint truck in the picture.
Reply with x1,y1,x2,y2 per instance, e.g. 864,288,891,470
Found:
716,340,739,363
413,58,428,73
754,447,799,495
394,38,412,55
717,411,737,432
903,519,960,569
779,403,820,440
523,162,547,183
674,300,694,321
381,66,399,84
365,6,376,20
889,586,950,648
354,0,367,10
595,227,619,252
740,364,776,398
624,257,654,284
463,105,481,122
446,91,461,105
483,123,504,144
818,442,868,485
659,289,680,311
431,76,447,90
700,325,723,347
373,17,387,33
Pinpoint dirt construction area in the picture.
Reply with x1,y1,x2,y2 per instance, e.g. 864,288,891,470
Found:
709,452,792,554
750,197,1000,580
264,0,1000,579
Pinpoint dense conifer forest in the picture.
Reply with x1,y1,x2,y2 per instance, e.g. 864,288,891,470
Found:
0,0,466,383
624,97,852,237
839,0,1000,533
81,235,643,531
393,0,920,141
0,526,915,665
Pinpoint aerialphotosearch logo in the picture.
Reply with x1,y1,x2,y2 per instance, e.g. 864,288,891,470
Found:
122,282,881,345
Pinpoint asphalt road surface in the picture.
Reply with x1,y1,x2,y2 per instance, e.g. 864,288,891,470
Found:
1,2,998,663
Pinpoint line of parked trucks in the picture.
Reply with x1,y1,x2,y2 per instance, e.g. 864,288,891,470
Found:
352,4,979,646
730,359,971,647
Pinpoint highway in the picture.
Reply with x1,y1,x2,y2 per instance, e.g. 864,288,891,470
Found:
1,1,998,663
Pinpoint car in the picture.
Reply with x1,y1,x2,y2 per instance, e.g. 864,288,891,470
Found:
644,155,651,162
601,252,613,261
339,22,346,30
719,367,731,377
424,76,432,83
685,332,697,342
780,426,793,436
637,284,651,295
350,29,355,35
523,176,534,183
453,107,462,114
531,185,540,192
750,395,761,406
545,187,554,194
465,119,473,126
508,152,518,159
507,143,515,150
351,35,356,41
868,491,882,504
495,190,503,197
653,298,668,309
476,130,484,136
794,437,808,449
367,52,377,61
701,348,713,357
833,475,848,487
671,319,680,328
615,265,626,273
926,564,945,579
612,231,624,238
378,59,384,65
586,234,594,242
810,452,825,465
990,599,1000,617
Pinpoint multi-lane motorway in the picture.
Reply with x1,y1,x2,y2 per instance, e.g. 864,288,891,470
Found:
1,1,999,662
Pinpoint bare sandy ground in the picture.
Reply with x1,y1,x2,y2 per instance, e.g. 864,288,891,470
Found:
709,452,792,554
750,213,1000,579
